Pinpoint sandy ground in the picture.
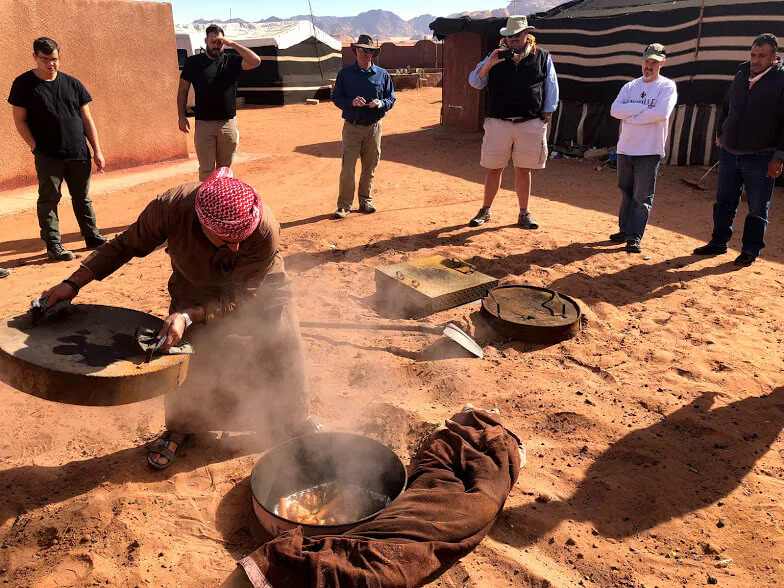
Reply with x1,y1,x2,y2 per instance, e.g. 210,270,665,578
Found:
1,87,783,587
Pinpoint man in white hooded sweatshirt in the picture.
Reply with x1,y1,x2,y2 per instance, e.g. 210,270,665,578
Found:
610,43,678,254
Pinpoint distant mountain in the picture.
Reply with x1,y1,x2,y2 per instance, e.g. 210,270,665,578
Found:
183,4,567,41
259,10,428,40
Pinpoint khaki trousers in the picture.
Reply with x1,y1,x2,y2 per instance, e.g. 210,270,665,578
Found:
194,118,239,181
338,120,382,209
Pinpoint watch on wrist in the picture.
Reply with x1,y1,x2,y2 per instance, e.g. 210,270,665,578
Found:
181,312,193,330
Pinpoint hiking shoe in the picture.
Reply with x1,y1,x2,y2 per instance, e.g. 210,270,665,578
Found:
734,252,756,267
693,242,727,256
85,235,108,249
518,210,539,230
358,202,376,214
0,268,10,279
47,243,75,261
626,240,642,254
334,207,350,219
469,207,491,227
609,231,627,243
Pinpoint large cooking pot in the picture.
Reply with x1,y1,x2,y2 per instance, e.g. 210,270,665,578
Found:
251,432,407,537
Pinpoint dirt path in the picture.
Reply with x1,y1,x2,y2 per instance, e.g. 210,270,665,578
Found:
0,87,782,587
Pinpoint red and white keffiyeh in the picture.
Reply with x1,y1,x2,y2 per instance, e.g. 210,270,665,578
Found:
195,168,261,242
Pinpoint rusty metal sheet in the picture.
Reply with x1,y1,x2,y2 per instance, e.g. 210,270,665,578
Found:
0,304,189,406
375,255,499,318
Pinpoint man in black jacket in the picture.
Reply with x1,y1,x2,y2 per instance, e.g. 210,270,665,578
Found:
694,33,784,266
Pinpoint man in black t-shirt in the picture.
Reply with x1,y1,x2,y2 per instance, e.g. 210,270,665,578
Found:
8,37,107,261
178,25,261,181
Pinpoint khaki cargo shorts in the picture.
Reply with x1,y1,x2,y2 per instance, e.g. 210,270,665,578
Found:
480,117,549,170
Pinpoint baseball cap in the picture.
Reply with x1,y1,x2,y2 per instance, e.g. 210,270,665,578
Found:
643,43,666,61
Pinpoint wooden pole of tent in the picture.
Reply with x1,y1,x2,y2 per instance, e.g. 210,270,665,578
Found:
692,0,706,81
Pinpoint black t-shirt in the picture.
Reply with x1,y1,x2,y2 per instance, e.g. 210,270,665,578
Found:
8,71,92,160
181,53,244,121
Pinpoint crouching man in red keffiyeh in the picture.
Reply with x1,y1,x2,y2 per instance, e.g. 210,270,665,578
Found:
41,168,313,469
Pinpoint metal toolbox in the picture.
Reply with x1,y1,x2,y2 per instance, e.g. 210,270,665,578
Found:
374,255,499,318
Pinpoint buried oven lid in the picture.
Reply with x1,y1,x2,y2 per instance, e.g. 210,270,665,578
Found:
0,304,189,406
481,285,582,344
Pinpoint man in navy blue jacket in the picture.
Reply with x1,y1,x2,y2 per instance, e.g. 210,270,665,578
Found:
331,34,396,219
694,33,784,267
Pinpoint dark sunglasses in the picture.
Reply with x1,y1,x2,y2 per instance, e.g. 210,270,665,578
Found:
504,33,526,39
357,47,376,54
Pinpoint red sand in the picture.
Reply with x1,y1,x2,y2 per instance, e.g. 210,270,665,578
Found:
0,87,783,587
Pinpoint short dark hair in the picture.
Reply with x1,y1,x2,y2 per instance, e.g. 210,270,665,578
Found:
752,33,778,53
33,37,59,55
205,24,224,37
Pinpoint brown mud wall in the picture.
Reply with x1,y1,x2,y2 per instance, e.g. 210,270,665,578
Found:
0,0,187,191
342,40,443,70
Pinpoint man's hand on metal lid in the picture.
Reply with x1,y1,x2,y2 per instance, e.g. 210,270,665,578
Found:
767,157,784,179
41,281,78,308
156,313,187,352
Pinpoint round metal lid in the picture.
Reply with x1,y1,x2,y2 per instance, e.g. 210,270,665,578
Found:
0,304,189,406
481,285,582,343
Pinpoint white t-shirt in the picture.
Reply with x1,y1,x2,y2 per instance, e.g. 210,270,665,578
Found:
611,75,678,157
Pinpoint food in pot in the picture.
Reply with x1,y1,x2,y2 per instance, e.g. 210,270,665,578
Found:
274,482,390,525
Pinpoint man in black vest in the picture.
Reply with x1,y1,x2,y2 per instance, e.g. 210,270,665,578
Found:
693,33,784,267
468,15,559,229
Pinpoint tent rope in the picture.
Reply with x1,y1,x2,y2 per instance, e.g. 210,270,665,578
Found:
307,0,326,82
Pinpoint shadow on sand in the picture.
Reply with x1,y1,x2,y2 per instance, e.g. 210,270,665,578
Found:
490,387,784,547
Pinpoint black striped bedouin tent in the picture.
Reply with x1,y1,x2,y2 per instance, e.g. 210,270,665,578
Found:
206,21,343,106
238,37,342,105
532,0,784,165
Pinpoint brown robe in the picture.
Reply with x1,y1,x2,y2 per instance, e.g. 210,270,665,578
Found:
82,183,309,434
240,409,523,587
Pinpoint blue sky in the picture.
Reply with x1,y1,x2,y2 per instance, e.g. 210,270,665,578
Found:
166,1,504,22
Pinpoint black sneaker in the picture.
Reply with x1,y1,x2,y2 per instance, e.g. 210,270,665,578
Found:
47,243,75,261
609,231,627,243
0,268,10,279
469,207,491,227
518,211,539,230
85,235,108,249
358,202,376,214
334,208,350,219
626,240,642,254
734,252,756,267
693,242,727,256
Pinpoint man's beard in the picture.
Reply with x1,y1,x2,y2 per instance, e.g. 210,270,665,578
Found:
207,47,223,58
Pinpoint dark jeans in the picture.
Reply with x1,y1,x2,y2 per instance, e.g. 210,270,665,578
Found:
617,154,661,242
710,148,776,256
34,151,101,246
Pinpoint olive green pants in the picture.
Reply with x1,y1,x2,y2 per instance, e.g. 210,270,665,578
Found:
337,120,382,209
34,151,100,246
